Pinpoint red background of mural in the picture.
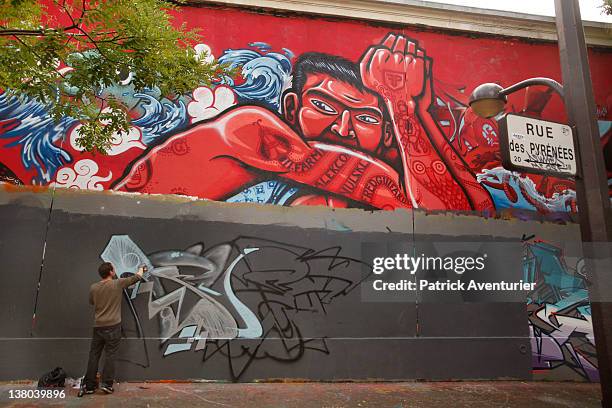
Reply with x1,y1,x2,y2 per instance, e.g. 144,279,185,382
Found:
2,5,611,205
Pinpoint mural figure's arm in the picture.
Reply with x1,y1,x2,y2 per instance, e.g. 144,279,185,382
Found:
113,107,268,199
415,59,496,212
113,107,411,210
360,34,494,212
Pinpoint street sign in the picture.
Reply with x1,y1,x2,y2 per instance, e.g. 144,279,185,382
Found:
498,113,577,177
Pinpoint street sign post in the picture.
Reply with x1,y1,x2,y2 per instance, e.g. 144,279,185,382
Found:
498,113,577,177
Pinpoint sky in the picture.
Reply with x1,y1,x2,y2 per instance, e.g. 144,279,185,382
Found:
423,0,612,23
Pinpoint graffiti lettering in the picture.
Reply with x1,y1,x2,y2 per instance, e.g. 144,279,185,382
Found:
101,235,369,381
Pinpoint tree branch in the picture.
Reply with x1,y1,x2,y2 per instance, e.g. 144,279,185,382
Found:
74,26,121,63
0,25,78,36
10,34,70,83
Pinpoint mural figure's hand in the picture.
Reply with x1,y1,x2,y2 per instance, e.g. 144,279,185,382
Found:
359,33,429,112
359,34,492,212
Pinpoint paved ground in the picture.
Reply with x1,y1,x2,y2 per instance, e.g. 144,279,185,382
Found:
0,381,602,407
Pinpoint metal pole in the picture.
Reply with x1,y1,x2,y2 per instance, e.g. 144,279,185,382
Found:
554,0,612,406
500,77,565,98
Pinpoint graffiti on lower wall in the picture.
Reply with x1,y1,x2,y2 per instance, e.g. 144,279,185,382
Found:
523,238,598,381
101,235,369,381
98,233,599,381
2,6,610,215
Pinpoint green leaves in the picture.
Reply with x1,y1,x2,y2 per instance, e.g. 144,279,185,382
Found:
0,0,225,154
73,99,130,153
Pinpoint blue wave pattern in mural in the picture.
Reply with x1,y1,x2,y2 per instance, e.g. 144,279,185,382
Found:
478,167,577,213
132,93,189,145
0,89,190,183
218,43,293,112
0,92,76,183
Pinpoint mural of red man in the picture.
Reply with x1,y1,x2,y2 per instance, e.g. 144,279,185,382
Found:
114,34,494,212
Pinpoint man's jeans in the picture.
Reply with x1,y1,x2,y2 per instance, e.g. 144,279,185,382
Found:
84,323,121,389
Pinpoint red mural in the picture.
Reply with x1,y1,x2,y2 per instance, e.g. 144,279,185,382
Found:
114,34,493,211
1,6,611,215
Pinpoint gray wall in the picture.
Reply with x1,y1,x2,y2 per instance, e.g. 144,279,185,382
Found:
0,187,585,381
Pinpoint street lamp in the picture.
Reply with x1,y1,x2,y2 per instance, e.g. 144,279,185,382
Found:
468,78,565,118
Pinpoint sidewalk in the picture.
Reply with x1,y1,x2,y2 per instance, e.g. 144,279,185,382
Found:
0,381,602,407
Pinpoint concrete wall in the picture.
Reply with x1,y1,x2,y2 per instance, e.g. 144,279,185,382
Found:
0,186,594,381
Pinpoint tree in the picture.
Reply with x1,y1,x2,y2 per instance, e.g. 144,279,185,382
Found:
0,0,225,153
604,0,612,14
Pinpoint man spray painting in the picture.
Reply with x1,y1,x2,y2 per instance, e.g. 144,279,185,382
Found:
79,262,144,396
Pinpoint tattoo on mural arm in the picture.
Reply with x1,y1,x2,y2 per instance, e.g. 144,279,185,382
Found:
359,34,495,211
416,78,495,212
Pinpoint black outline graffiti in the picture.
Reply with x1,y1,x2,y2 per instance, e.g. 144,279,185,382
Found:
102,235,371,381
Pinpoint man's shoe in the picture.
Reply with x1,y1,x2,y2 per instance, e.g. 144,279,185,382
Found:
100,385,114,394
78,388,95,397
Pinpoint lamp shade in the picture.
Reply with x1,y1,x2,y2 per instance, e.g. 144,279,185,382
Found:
468,83,507,118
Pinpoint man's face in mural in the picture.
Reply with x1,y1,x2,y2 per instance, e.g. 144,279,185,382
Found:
283,73,392,154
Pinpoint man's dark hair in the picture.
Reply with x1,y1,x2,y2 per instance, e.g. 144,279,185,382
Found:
98,262,114,279
293,52,367,97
